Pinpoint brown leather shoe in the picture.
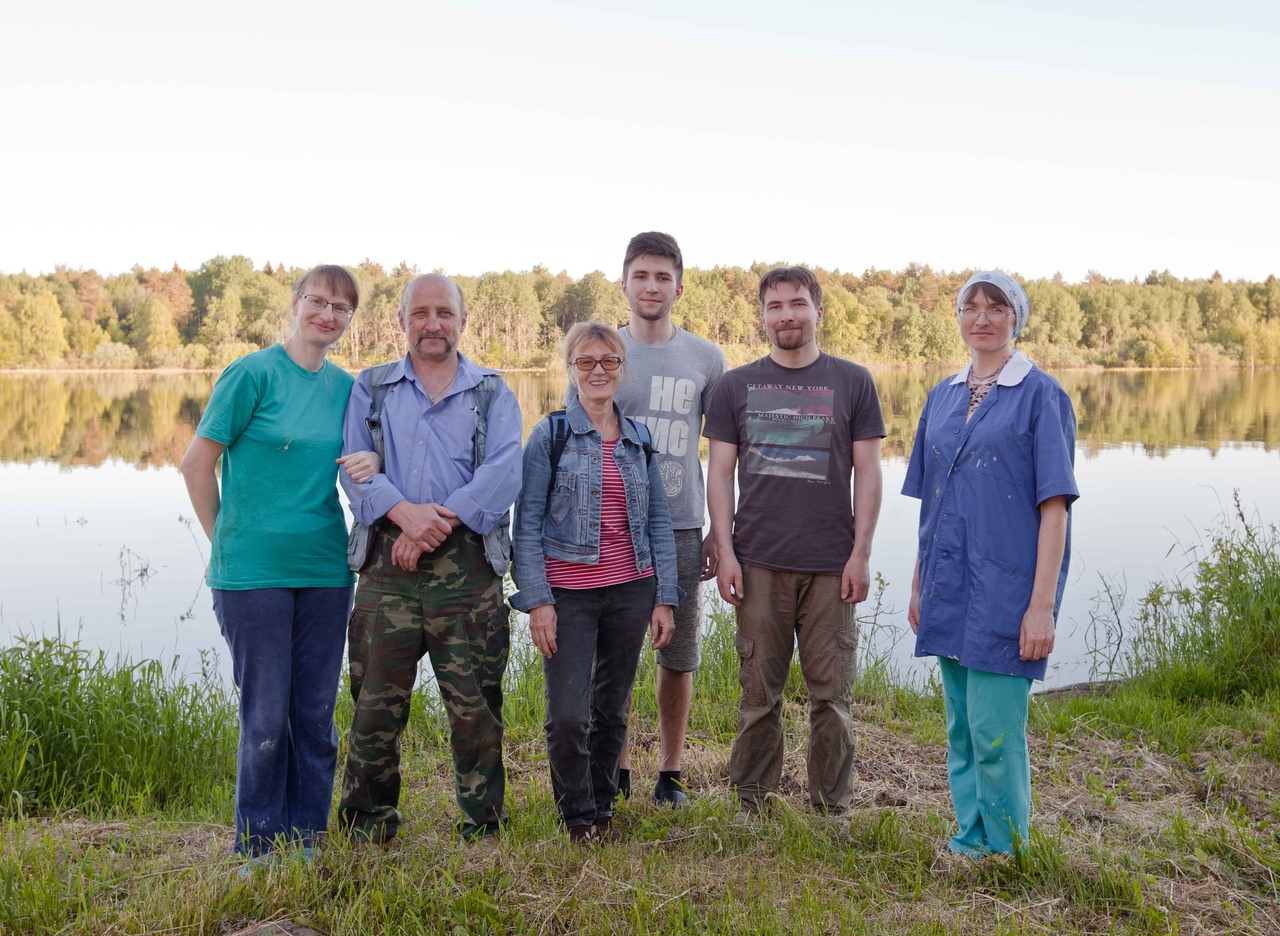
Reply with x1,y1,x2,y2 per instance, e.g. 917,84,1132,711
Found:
592,816,623,844
568,824,598,845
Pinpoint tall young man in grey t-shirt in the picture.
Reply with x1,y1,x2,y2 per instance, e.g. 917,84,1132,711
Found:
704,265,885,814
608,231,726,805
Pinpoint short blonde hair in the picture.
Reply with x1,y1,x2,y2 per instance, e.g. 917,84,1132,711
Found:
562,321,626,370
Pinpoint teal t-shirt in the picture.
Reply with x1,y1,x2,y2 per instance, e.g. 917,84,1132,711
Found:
196,344,356,590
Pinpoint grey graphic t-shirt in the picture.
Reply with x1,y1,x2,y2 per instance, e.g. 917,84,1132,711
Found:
703,352,885,575
566,326,726,529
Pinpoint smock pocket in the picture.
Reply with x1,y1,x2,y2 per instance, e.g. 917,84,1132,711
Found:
984,429,1032,486
547,472,577,529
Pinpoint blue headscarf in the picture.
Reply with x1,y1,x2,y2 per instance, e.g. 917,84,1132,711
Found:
956,271,1030,339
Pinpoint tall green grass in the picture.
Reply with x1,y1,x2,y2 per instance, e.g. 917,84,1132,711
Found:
1037,501,1280,758
0,633,236,817
1124,503,1280,701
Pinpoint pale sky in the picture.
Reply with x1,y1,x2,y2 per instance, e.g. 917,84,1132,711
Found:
2,0,1277,283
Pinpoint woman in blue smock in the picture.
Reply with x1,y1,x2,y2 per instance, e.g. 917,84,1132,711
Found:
902,271,1079,857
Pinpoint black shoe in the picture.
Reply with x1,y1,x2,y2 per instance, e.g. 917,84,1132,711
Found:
652,771,688,807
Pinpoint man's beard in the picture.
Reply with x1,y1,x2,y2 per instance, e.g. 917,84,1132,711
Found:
631,300,673,322
772,326,811,351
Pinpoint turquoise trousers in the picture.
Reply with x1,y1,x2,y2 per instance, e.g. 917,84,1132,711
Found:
937,657,1033,856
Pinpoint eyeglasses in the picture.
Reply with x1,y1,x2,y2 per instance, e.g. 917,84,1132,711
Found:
571,355,623,372
958,305,1015,321
302,294,356,318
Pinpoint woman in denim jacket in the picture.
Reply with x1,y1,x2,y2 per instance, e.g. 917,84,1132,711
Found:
511,321,682,845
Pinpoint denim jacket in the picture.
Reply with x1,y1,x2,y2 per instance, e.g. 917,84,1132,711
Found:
509,396,684,612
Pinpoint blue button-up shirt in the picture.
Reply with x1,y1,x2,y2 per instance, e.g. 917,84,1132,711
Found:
341,353,522,536
902,351,1079,680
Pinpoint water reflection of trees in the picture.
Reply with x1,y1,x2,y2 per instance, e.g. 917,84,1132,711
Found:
2,369,1277,467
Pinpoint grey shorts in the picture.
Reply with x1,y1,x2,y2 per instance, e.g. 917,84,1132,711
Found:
655,528,703,673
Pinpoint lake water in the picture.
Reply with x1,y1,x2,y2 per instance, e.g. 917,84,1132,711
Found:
2,367,1278,690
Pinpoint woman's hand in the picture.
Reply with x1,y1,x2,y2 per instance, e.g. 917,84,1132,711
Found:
1021,496,1068,661
650,604,675,649
530,604,558,658
337,450,382,484
908,559,921,634
1019,606,1056,661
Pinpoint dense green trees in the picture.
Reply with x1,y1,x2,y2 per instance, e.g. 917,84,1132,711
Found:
0,258,1276,370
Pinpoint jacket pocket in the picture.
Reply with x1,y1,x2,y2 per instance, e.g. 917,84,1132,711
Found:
548,472,578,530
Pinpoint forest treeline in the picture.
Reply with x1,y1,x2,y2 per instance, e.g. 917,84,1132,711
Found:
1,256,1279,370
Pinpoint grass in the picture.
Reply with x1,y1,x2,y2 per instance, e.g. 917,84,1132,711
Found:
0,629,236,818
6,511,1280,933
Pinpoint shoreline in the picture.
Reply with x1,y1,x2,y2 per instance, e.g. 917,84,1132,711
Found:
4,363,1277,376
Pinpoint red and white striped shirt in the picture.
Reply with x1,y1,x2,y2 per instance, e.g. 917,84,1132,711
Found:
545,438,653,590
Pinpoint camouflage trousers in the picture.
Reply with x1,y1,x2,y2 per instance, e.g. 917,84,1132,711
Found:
338,524,509,841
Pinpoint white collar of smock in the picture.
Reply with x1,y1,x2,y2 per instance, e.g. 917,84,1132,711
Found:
950,349,1034,388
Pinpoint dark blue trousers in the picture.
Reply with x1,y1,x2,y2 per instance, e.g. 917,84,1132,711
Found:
213,586,352,855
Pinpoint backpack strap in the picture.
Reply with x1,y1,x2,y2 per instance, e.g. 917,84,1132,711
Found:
362,360,402,462
466,373,502,470
466,372,513,576
346,360,403,573
627,417,653,458
544,410,570,509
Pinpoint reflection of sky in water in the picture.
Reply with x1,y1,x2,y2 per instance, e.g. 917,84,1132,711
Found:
3,444,1278,690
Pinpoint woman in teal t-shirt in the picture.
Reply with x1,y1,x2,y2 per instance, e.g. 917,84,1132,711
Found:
180,265,376,864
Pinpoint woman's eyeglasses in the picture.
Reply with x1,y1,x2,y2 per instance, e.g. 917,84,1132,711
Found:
302,294,357,318
572,356,623,372
958,305,1014,321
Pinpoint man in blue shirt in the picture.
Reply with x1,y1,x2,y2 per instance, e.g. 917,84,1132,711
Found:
338,273,523,844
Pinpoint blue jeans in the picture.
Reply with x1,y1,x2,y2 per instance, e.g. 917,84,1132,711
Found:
937,657,1033,856
543,577,655,828
213,586,353,856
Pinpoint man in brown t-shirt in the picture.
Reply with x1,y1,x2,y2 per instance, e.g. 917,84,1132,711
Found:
703,266,885,814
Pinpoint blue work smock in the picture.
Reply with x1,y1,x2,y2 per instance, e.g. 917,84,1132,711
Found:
902,351,1079,681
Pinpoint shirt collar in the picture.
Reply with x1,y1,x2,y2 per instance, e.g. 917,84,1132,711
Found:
949,349,1034,387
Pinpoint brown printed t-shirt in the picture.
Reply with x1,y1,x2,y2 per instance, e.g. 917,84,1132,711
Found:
703,352,886,575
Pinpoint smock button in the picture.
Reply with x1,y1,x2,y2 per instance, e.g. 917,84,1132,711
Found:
418,440,424,445
590,522,597,529
953,428,959,434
